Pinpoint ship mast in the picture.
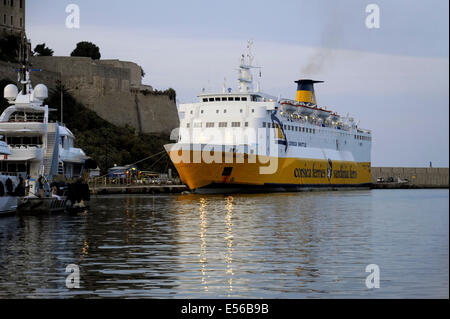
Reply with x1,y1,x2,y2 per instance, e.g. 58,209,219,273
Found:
19,37,29,95
237,40,257,93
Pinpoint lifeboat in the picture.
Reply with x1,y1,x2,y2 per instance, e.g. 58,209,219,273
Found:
328,112,340,122
314,107,332,120
280,101,298,113
298,104,316,116
280,101,315,115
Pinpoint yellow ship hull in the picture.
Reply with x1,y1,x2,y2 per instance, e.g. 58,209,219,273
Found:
166,146,371,192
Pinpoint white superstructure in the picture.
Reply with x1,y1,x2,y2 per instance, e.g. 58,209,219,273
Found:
0,65,89,197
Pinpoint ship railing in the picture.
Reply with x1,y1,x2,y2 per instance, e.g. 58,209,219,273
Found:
0,172,23,177
280,114,353,131
9,144,43,149
7,117,45,123
358,129,372,134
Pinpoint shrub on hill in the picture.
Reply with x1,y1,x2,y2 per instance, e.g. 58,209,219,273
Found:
70,41,101,60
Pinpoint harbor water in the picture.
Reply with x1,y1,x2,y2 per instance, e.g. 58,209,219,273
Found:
0,189,448,298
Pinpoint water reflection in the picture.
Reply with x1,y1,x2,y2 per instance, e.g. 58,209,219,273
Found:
0,190,448,298
81,239,89,258
199,197,208,292
225,196,234,295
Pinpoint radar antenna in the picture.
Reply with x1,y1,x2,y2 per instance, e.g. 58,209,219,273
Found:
237,40,261,93
15,36,41,95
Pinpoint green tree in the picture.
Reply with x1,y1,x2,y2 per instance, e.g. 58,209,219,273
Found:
70,41,101,60
0,35,21,62
33,43,54,56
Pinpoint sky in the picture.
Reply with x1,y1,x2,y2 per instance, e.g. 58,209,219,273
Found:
25,0,449,167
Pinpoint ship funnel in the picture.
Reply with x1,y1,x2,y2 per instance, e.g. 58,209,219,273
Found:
294,79,324,105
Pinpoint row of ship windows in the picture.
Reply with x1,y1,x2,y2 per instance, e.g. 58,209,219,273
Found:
190,109,256,115
202,96,257,102
187,122,250,128
185,121,371,141
0,162,27,174
186,121,316,134
263,122,372,141
355,135,371,141
187,122,316,133
2,136,43,147
263,122,316,134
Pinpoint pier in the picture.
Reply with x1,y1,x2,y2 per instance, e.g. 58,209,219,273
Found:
371,167,449,189
90,184,188,195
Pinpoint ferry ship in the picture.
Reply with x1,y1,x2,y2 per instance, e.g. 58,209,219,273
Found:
165,43,372,192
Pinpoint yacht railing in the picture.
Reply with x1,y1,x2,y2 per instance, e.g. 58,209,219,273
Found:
8,144,43,149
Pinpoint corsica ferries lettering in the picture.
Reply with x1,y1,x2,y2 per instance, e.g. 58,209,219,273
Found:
294,166,358,179
294,168,326,178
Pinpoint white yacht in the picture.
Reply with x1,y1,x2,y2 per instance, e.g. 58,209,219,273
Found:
0,138,19,215
0,64,90,213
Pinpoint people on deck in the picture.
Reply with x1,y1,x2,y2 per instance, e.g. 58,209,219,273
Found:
38,176,44,198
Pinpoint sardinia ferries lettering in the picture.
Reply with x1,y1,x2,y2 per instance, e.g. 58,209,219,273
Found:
333,167,358,179
294,163,358,180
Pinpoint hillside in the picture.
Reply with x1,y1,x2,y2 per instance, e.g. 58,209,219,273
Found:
0,80,176,175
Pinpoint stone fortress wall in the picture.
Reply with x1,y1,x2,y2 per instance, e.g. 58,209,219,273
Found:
0,56,179,136
1,0,179,136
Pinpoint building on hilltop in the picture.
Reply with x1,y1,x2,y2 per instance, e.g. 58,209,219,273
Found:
0,0,30,62
0,0,179,136
0,0,25,37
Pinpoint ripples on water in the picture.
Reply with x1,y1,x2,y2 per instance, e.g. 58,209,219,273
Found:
0,189,448,298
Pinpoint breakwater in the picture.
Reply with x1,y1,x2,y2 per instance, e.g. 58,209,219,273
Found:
371,167,449,188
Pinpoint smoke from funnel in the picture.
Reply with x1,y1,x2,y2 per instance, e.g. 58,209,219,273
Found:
300,3,342,77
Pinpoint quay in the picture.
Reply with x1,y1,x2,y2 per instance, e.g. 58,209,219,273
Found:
371,167,449,189
88,167,448,195
90,184,188,195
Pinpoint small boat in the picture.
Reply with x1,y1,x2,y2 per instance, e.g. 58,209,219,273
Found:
17,196,67,215
16,181,90,216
